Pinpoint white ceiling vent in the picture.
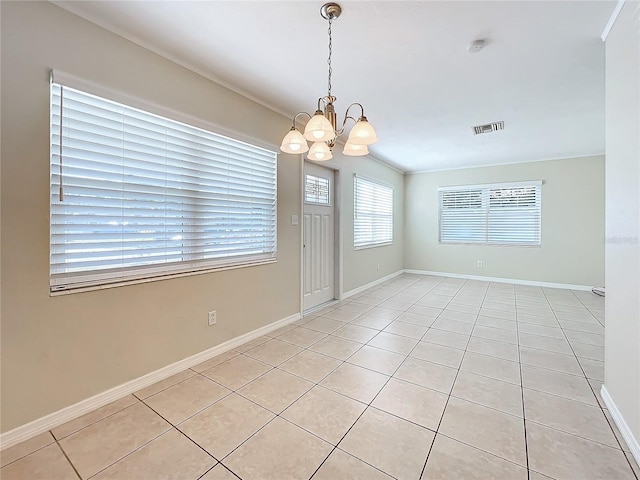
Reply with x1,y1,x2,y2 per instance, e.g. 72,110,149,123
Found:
473,121,504,135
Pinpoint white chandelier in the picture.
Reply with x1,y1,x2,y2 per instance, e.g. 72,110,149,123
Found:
280,2,378,161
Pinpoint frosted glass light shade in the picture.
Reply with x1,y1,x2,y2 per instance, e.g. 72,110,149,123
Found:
343,142,369,156
347,117,378,145
280,128,309,154
304,112,335,142
307,141,333,161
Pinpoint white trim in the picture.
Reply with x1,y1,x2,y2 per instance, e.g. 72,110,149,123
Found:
404,269,593,291
437,180,542,192
601,384,640,465
602,0,626,41
342,270,405,299
0,312,300,451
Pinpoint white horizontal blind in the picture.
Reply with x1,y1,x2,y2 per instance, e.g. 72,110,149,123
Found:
50,83,277,291
304,174,330,205
439,181,541,246
354,175,393,248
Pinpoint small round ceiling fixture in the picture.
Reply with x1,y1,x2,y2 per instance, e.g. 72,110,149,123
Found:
320,2,342,20
468,39,486,54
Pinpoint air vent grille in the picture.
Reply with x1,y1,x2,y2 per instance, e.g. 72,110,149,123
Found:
473,121,504,135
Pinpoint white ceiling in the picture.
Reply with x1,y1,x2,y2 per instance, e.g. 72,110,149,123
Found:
53,0,615,173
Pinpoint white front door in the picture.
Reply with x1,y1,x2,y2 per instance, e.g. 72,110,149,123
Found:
303,162,335,311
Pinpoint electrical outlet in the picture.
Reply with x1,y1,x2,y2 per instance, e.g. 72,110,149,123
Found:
208,310,217,326
477,260,484,268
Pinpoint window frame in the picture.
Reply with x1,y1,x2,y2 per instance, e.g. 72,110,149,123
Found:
304,173,331,206
353,174,394,250
438,180,542,247
49,78,278,294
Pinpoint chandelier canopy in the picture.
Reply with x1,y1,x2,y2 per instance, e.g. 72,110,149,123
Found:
280,2,378,161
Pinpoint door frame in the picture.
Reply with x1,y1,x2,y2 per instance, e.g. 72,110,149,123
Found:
299,159,342,317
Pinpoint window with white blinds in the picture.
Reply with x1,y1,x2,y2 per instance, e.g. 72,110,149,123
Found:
354,175,394,249
438,181,542,246
50,82,278,292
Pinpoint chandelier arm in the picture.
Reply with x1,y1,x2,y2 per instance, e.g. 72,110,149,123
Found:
292,111,312,127
335,114,357,137
345,102,365,119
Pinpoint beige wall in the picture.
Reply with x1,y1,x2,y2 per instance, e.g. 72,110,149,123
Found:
0,1,303,432
404,156,605,286
321,153,405,294
604,1,640,446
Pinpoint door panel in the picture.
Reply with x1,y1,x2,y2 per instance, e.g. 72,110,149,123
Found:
303,163,335,311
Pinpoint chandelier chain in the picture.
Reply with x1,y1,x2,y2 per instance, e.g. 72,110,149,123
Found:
327,17,333,98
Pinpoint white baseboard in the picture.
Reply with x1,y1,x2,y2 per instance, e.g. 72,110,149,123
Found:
404,269,593,291
0,312,300,451
342,270,405,299
601,384,640,465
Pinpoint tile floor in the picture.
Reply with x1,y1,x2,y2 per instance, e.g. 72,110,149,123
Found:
2,274,638,480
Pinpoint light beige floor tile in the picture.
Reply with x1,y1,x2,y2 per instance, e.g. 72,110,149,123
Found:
460,351,521,385
0,444,77,480
1,431,55,468
422,434,527,480
320,363,389,403
347,345,405,375
410,341,464,368
518,323,565,339
244,339,304,366
238,368,313,413
265,324,298,338
451,370,523,417
372,378,448,430
625,452,639,478
527,422,635,480
303,317,347,334
324,308,363,322
480,308,516,321
313,449,392,479
378,299,412,311
521,365,597,405
278,349,342,383
466,336,519,361
517,313,560,327
558,319,604,334
554,310,599,323
366,306,403,320
378,320,426,340
578,357,604,381
432,318,474,335
224,417,332,480
200,464,239,480
565,329,604,346
201,354,271,390
444,302,481,315
92,429,214,479
518,333,573,355
517,307,554,318
282,386,366,444
439,396,526,466
482,301,516,312
416,296,450,309
53,395,139,440
350,295,383,306
472,324,518,344
145,375,230,424
339,407,434,479
310,335,363,360
333,324,379,343
191,350,240,373
476,315,518,331
134,370,196,400
422,328,470,349
350,314,394,330
439,309,478,323
367,331,419,355
395,312,437,327
524,388,617,447
178,393,274,459
519,346,583,376
528,472,555,480
276,327,327,348
59,402,171,479
394,357,457,394
233,336,271,353
408,304,443,317
571,341,604,361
